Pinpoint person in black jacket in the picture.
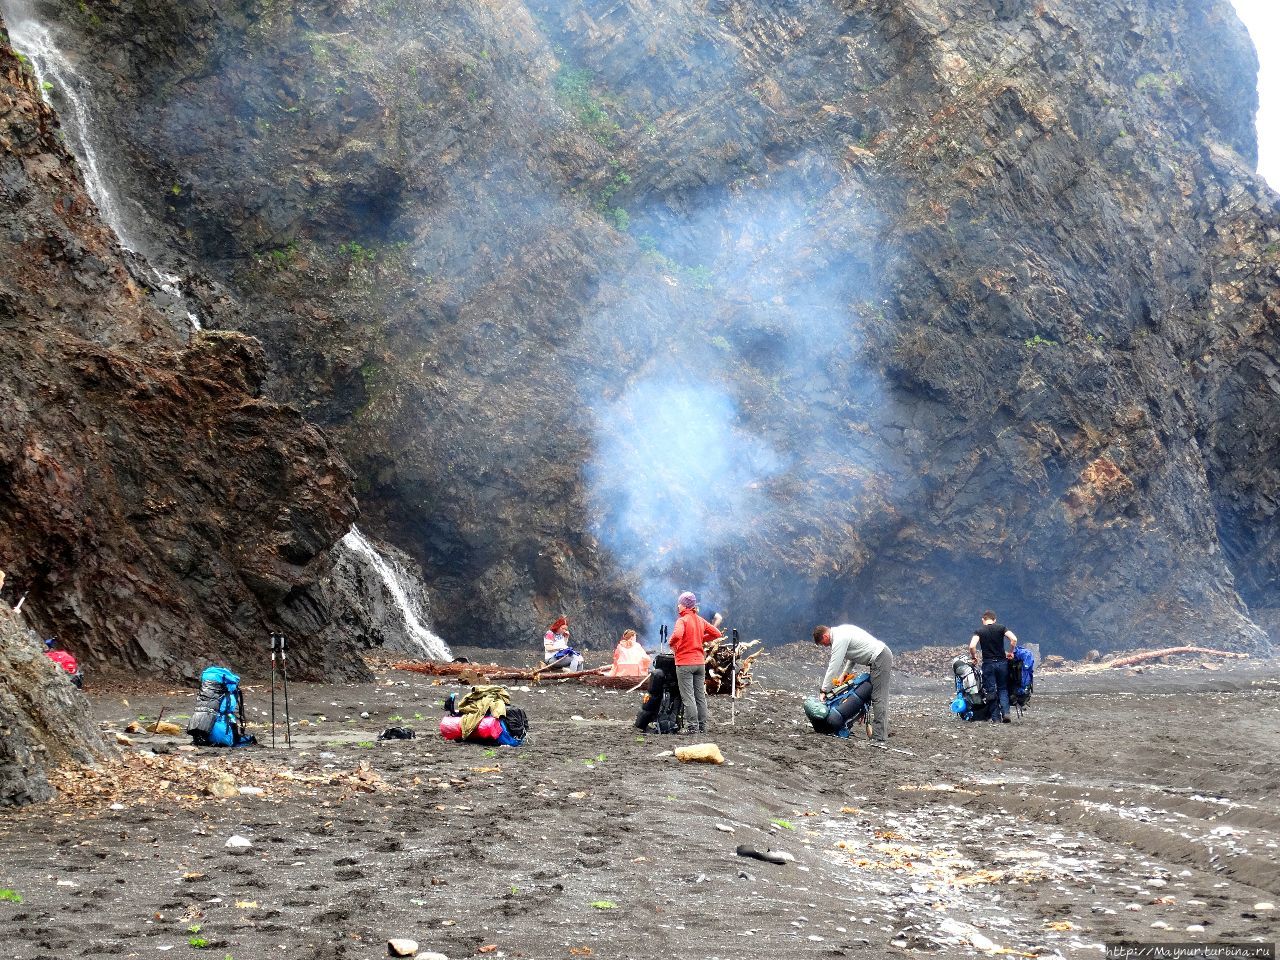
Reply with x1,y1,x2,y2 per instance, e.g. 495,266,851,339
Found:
968,610,1018,723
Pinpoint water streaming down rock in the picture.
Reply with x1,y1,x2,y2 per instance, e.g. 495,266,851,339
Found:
339,527,450,660
2,7,200,329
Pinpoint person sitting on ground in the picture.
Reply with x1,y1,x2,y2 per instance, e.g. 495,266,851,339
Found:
670,591,721,735
969,610,1018,724
813,623,894,743
541,616,583,672
607,629,651,677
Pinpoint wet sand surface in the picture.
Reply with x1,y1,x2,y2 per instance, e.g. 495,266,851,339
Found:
2,652,1278,960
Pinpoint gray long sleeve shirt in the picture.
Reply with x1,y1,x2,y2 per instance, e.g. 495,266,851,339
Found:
821,624,888,692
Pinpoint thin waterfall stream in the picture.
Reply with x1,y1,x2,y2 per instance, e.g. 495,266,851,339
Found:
341,526,451,661
3,6,200,329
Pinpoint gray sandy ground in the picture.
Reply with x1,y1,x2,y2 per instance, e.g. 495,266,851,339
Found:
1,653,1278,960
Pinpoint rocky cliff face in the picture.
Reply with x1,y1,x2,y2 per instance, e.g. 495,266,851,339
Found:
7,0,1279,656
0,27,370,679
0,602,110,806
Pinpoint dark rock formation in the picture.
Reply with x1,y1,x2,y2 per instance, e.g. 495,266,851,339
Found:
0,601,110,807
0,25,368,679
6,0,1279,656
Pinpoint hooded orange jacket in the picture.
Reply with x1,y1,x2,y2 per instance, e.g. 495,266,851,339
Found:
670,609,721,667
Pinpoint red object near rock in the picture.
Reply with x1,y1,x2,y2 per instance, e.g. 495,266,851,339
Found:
46,650,78,675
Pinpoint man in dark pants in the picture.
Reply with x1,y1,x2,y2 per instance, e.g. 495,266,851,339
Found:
969,610,1018,723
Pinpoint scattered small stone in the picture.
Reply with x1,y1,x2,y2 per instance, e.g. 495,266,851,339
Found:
387,939,419,957
360,711,370,719
207,775,238,799
1255,902,1275,911
238,786,264,796
224,835,253,853
715,823,735,833
108,803,126,811
1150,921,1169,930
736,845,793,865
1186,925,1205,932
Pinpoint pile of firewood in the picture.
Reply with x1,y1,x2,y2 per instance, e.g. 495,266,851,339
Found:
704,636,763,695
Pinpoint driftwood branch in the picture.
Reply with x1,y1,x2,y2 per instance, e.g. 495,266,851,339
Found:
1103,646,1249,669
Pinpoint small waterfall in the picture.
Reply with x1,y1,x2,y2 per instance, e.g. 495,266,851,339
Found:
4,10,200,329
6,17,135,247
340,526,451,660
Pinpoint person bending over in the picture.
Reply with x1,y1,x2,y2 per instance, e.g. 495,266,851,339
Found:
969,610,1018,724
813,624,893,742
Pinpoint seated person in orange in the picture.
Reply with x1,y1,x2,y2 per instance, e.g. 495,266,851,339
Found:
607,629,651,677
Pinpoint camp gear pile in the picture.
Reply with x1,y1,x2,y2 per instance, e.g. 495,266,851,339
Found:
188,666,256,747
805,671,873,737
439,685,527,746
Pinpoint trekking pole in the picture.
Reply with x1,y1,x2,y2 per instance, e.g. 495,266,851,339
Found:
269,633,278,749
730,628,739,726
278,632,292,748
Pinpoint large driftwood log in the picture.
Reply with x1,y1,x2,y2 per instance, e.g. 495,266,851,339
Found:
1103,646,1249,669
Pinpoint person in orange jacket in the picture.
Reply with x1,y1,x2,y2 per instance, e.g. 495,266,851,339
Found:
607,629,651,677
669,591,721,734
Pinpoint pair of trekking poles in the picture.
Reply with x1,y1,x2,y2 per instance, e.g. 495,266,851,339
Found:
269,632,292,748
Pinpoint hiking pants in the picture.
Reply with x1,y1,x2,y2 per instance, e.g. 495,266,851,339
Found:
982,658,1009,721
676,665,708,731
868,648,892,742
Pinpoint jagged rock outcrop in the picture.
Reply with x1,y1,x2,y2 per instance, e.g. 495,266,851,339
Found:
0,26,369,679
0,602,110,806
7,0,1279,655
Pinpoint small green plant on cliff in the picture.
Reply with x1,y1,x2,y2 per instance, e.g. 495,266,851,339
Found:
1135,71,1182,96
188,937,210,949
338,240,378,265
606,207,630,232
1024,334,1058,348
0,890,22,904
554,66,621,146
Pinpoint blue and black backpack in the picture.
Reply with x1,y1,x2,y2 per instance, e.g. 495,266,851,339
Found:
1008,647,1035,711
188,666,256,747
804,672,874,738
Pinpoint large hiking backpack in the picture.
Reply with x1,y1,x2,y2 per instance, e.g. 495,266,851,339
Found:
188,666,254,747
1009,647,1035,709
805,672,873,737
635,653,683,734
950,657,992,722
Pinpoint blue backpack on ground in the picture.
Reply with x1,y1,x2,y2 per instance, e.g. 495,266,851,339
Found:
804,672,873,738
188,666,256,747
